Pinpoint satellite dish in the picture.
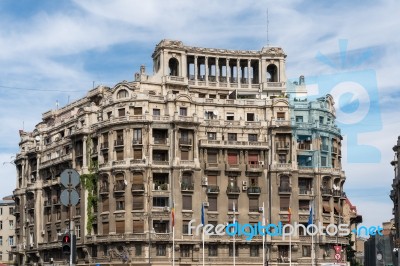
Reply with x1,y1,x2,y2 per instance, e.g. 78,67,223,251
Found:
35,136,41,141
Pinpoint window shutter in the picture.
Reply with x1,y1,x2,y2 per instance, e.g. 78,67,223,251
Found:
208,197,217,211
133,220,144,233
102,197,109,212
132,195,144,210
248,153,259,163
207,153,217,163
116,220,125,234
208,175,217,185
280,197,290,210
133,149,142,159
181,150,189,160
323,201,331,212
132,173,143,185
182,195,192,210
102,222,109,235
228,153,238,164
249,198,259,210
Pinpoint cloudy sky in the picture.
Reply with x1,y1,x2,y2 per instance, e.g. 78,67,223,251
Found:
1,0,399,230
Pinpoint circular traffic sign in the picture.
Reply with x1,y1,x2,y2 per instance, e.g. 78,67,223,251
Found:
334,253,341,261
60,189,80,206
60,169,80,188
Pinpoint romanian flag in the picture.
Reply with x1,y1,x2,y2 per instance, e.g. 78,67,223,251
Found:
308,206,313,226
171,204,175,227
288,207,292,224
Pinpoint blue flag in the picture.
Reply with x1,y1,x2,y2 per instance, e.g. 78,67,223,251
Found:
308,207,313,226
201,203,205,225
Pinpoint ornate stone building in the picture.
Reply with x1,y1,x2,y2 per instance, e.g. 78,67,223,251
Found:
13,40,349,265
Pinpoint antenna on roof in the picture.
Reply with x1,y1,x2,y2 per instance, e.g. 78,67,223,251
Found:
266,9,270,47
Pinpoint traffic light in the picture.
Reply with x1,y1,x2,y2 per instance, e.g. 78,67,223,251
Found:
62,233,71,255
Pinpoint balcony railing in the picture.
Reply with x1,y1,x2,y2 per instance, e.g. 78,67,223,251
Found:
278,186,292,194
114,139,124,147
154,138,167,144
226,186,241,195
114,183,126,193
100,142,109,150
153,160,169,165
179,138,192,146
131,184,145,192
321,144,329,151
132,138,142,145
247,186,261,195
181,183,194,191
321,188,333,196
298,143,311,150
299,188,312,195
333,190,342,197
153,183,169,191
206,185,220,194
99,185,109,194
276,142,290,149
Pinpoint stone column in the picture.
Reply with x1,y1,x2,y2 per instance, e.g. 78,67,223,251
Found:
194,55,198,84
258,59,262,84
247,59,251,85
83,136,87,171
226,58,230,85
236,59,240,88
205,56,209,85
216,57,219,84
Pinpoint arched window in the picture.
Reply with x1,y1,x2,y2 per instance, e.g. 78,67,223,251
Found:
115,173,126,191
117,89,128,99
266,64,278,82
169,58,179,76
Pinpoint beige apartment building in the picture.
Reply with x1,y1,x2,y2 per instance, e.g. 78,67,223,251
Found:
13,40,350,265
0,196,16,265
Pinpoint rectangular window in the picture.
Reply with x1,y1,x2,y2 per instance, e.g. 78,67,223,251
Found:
9,220,14,229
181,244,191,257
118,108,125,117
323,200,331,213
116,150,124,161
302,245,311,257
319,116,324,124
321,156,327,167
228,198,238,211
0,221,2,230
229,244,239,257
182,221,190,235
157,244,167,256
207,132,217,140
207,152,218,163
0,237,2,245
208,175,217,185
153,197,169,207
226,112,234,120
154,221,169,233
228,152,238,165
75,225,81,238
116,220,125,234
153,109,161,116
208,197,217,212
250,245,259,257
296,116,303,123
101,197,109,212
280,197,290,211
134,107,142,115
279,154,286,163
246,113,255,121
248,153,259,165
180,107,187,116
208,244,218,256
227,133,237,141
278,245,289,258
181,150,189,160
9,208,13,215
249,198,259,212
299,200,310,211
133,128,142,142
277,112,285,120
132,220,144,233
248,134,257,142
182,195,192,210
135,244,142,256
133,149,142,159
116,197,125,211
132,195,144,210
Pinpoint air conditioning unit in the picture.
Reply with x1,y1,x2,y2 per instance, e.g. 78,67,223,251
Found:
259,161,265,166
242,181,248,186
203,202,209,207
201,177,208,186
163,206,170,212
242,185,248,191
259,207,264,212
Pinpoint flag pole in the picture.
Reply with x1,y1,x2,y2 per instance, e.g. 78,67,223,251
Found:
311,197,315,266
172,201,175,266
289,206,292,266
262,202,265,266
233,201,236,266
201,202,205,266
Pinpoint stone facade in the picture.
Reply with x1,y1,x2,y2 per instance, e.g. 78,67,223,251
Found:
0,196,16,265
13,39,350,265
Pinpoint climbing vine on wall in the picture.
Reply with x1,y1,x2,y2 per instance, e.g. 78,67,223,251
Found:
80,135,98,234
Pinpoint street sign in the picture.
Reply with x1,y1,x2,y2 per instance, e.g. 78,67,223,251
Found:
333,245,341,253
60,189,80,207
60,169,80,188
334,253,341,261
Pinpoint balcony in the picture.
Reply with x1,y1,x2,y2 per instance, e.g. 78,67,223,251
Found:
26,200,35,210
298,143,311,150
206,185,220,194
276,142,290,150
278,186,292,194
226,186,241,195
114,182,126,193
154,138,167,145
132,138,143,145
153,183,169,191
299,188,312,195
153,160,169,166
100,142,109,150
179,138,192,146
226,164,240,171
321,188,333,197
333,190,342,198
99,185,109,194
52,198,61,205
205,162,219,169
114,139,124,148
44,200,52,208
131,184,145,193
247,186,261,195
181,183,194,192
246,162,263,172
